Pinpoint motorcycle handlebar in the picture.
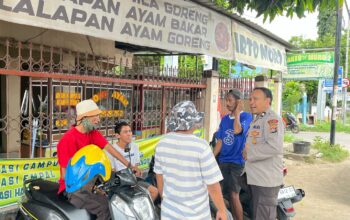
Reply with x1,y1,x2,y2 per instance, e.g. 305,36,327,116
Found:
97,170,135,193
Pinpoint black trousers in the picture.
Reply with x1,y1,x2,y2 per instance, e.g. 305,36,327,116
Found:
67,188,111,220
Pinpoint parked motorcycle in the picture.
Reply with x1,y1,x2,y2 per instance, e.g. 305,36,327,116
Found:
16,168,159,220
283,112,300,133
238,171,305,220
276,185,305,220
209,133,305,220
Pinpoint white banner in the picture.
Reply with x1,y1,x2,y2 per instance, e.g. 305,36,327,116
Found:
0,0,233,59
232,20,287,72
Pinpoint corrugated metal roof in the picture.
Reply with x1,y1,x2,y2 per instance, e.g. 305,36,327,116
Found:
190,0,295,50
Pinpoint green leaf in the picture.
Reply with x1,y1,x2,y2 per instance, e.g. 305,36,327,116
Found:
221,0,329,21
306,0,314,11
296,1,305,17
287,7,294,17
269,10,277,22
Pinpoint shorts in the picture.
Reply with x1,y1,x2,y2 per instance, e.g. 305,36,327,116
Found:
219,163,244,194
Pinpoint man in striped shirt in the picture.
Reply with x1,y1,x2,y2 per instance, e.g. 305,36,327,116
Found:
154,101,227,220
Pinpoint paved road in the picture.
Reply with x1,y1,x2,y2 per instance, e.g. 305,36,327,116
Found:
290,131,350,149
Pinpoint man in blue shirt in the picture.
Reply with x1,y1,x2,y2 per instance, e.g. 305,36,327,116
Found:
214,89,253,220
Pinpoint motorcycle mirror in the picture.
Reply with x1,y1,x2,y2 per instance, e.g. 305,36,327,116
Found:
124,143,130,153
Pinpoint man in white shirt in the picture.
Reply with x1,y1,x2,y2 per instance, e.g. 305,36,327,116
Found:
154,101,227,220
107,121,159,201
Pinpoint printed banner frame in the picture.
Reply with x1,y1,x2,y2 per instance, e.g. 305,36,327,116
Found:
0,0,233,59
232,20,287,72
285,52,335,80
0,128,204,207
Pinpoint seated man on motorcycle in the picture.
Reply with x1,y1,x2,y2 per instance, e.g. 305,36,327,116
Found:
57,99,141,220
106,120,159,201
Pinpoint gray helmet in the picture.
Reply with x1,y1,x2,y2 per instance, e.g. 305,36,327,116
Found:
167,101,204,132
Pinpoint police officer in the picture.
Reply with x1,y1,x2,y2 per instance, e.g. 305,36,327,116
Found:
243,87,284,220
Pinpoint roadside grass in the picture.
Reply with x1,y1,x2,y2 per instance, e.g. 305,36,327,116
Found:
300,121,350,133
284,133,303,143
312,136,349,162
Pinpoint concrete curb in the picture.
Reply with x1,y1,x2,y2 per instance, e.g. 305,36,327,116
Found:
283,142,319,162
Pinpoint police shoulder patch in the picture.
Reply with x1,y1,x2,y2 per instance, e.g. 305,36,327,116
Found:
267,119,278,133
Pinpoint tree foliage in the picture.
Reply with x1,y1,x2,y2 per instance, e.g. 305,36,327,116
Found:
317,6,336,39
240,69,259,78
300,80,318,103
218,59,231,78
288,34,350,103
178,55,204,78
215,0,340,22
287,0,350,106
288,36,319,48
282,81,303,113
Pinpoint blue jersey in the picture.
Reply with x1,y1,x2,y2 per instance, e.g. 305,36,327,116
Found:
216,112,253,165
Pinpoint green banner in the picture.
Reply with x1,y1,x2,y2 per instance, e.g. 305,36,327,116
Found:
0,128,204,207
135,135,161,170
0,158,60,207
285,51,334,80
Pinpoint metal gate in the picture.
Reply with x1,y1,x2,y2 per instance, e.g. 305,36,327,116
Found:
219,77,255,116
0,39,206,158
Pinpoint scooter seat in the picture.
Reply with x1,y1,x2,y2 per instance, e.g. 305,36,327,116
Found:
28,179,95,219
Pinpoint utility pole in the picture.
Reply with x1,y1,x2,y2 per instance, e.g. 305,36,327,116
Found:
343,1,350,124
330,0,343,145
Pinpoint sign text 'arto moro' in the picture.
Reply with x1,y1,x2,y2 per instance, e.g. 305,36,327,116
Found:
232,21,287,72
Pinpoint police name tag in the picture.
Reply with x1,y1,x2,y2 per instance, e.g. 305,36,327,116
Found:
278,186,297,200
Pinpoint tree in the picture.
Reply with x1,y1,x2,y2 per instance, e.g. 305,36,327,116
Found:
300,80,318,104
218,59,230,78
240,69,258,78
218,59,238,78
282,81,303,113
288,36,318,48
287,34,350,104
178,55,204,79
215,0,339,22
317,7,337,39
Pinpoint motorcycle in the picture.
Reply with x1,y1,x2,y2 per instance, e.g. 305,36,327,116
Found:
276,185,305,220
283,112,300,134
16,168,159,220
210,133,305,220
238,171,305,220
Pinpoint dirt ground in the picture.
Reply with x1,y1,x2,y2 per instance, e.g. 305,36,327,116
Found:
284,158,350,220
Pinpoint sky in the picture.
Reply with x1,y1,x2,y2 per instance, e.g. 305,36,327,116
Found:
242,4,350,42
242,11,318,41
